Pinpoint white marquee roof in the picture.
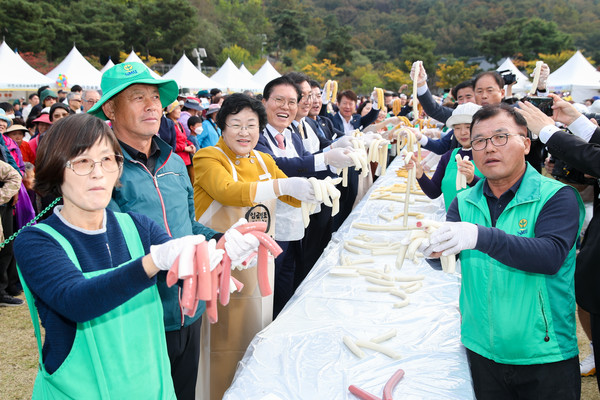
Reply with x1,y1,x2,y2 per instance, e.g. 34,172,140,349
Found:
46,45,102,90
250,60,281,91
162,54,220,91
210,58,262,92
547,50,600,101
100,58,115,73
0,41,54,90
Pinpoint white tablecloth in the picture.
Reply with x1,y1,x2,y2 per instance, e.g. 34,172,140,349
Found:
224,157,475,399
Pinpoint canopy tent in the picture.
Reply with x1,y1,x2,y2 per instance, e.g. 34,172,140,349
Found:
123,51,162,79
238,64,254,81
162,54,220,91
210,58,262,92
46,45,102,90
250,60,281,90
547,51,600,102
0,41,54,90
496,58,531,95
101,58,115,73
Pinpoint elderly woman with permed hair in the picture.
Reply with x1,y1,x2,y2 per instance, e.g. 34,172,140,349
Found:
193,93,320,400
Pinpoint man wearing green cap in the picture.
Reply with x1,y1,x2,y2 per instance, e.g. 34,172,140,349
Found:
88,62,218,399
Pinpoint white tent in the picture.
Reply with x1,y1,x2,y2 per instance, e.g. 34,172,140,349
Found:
46,45,102,90
124,51,162,79
250,60,281,91
101,58,115,73
210,58,262,92
239,64,254,81
547,51,600,102
496,58,531,95
0,41,54,90
162,54,220,91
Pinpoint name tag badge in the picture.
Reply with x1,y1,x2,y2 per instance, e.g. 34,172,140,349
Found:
245,204,272,232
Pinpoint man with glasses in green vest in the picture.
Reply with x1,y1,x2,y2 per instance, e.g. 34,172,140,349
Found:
420,103,584,399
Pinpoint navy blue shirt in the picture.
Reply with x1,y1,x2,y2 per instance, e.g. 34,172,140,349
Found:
447,171,580,274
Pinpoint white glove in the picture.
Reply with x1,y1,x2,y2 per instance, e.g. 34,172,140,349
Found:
410,61,427,86
324,148,355,169
150,235,206,271
321,85,330,105
370,89,379,110
331,135,354,149
277,177,317,202
230,218,248,230
425,222,478,256
363,133,388,149
417,238,433,257
207,238,225,271
224,228,260,269
537,63,550,90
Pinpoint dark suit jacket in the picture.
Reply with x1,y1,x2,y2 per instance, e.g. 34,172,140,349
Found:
326,107,379,133
158,116,177,149
418,88,454,123
546,127,600,312
422,130,457,154
255,128,332,179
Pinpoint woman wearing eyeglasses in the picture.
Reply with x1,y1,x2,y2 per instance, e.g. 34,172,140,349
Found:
193,93,318,400
14,114,206,399
406,102,485,211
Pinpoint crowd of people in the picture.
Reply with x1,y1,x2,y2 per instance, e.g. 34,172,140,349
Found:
3,57,600,399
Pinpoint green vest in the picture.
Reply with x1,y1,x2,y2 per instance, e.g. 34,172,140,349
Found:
440,147,483,212
457,164,584,365
19,213,176,399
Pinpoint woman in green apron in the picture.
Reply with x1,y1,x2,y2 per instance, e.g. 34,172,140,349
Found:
14,114,210,399
406,103,484,211
193,94,318,400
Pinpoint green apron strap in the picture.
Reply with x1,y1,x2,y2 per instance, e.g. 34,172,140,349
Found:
113,212,145,259
440,148,484,211
17,268,44,367
18,223,82,370
440,148,462,211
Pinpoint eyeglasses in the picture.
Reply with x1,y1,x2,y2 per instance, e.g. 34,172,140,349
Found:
224,122,259,133
66,154,124,175
300,94,315,103
84,99,99,105
269,96,298,108
471,133,523,151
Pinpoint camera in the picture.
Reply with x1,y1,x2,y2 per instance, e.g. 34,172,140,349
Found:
499,69,516,86
521,96,553,116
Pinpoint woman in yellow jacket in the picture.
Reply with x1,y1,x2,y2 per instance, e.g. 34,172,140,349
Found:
193,93,318,400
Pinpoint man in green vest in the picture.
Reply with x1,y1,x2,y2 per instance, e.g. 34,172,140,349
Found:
421,103,584,399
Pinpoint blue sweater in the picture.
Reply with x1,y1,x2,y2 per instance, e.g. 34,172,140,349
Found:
14,209,171,374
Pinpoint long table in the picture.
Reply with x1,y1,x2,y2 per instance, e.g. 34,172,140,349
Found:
224,157,474,399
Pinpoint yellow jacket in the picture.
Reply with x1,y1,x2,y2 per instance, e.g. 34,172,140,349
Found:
193,138,300,217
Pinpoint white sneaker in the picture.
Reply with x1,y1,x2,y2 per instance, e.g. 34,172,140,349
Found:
581,343,596,376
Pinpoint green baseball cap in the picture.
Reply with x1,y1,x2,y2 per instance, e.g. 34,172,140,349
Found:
88,62,179,120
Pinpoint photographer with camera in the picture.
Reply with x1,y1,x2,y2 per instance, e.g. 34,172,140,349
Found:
518,94,600,390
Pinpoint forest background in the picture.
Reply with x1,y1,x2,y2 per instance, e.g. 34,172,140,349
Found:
0,0,597,94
